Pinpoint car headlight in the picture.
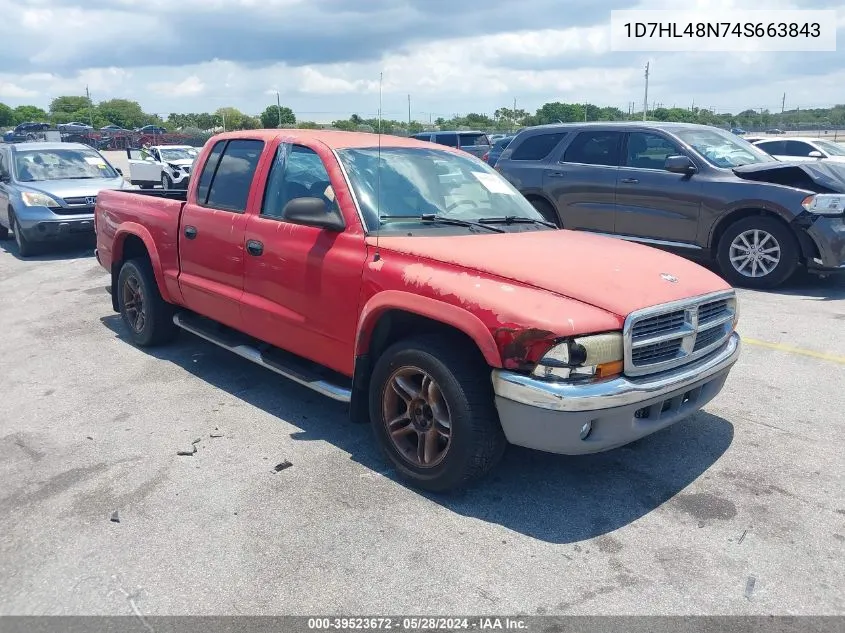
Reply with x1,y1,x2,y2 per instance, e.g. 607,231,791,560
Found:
532,332,624,381
801,194,844,216
21,191,61,207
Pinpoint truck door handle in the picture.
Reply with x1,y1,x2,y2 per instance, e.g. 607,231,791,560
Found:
246,240,264,256
620,178,639,184
184,226,197,239
547,171,566,178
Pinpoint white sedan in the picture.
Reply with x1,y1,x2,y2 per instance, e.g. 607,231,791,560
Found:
751,136,845,163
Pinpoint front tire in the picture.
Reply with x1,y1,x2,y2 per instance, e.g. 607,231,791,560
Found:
117,258,177,346
368,334,507,492
161,174,172,190
10,212,35,257
716,216,798,289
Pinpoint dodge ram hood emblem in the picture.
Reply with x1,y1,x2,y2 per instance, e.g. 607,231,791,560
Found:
660,273,678,283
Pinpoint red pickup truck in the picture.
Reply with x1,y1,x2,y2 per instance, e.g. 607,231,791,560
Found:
94,130,741,491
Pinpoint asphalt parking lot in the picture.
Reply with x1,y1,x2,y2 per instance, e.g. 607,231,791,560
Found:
0,238,843,616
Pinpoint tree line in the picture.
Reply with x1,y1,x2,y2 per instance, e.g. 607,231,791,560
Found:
3,95,845,134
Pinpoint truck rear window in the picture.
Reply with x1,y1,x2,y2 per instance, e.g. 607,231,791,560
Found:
201,139,265,213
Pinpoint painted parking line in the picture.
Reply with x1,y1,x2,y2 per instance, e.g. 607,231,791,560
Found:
744,337,845,365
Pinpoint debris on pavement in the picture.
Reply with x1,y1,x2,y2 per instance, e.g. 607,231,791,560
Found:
86,436,93,440
738,529,748,544
110,510,120,523
177,445,197,456
744,576,756,599
273,460,293,473
210,434,224,438
192,438,201,445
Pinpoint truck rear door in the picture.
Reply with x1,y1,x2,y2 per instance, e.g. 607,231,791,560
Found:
177,138,265,330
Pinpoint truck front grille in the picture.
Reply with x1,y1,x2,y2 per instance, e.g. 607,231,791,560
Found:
624,290,737,377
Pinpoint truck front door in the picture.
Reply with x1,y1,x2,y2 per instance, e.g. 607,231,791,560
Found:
177,138,265,330
239,142,367,376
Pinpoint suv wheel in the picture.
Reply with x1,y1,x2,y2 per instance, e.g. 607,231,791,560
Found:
716,216,798,289
530,199,561,227
368,334,507,492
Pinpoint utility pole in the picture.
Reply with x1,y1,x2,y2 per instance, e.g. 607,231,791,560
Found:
85,85,94,130
408,94,411,129
584,101,588,122
276,91,282,128
643,62,649,121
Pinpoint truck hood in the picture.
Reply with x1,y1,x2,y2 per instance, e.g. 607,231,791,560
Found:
733,160,845,193
372,230,731,318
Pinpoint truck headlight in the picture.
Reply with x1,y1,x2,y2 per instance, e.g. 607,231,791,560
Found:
532,332,624,381
21,191,61,207
801,194,845,216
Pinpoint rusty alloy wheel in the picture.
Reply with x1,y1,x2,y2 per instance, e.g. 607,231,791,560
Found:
121,273,147,333
382,366,452,468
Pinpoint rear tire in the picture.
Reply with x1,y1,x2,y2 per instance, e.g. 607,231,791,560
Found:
0,215,9,240
716,215,798,289
530,198,561,227
368,334,507,493
117,258,178,347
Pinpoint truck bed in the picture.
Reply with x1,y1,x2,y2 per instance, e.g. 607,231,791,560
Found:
94,188,187,281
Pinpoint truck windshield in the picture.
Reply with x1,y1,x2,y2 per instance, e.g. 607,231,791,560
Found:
674,128,776,169
336,147,545,232
13,148,118,182
159,147,198,161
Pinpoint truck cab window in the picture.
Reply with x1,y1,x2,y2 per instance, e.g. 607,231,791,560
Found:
195,140,226,203
203,139,265,213
261,144,338,219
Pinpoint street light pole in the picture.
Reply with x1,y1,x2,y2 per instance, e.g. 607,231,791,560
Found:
276,91,282,128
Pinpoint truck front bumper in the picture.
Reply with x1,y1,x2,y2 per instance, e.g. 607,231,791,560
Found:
491,332,741,455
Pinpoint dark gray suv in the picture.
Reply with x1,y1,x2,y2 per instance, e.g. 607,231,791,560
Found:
495,122,845,288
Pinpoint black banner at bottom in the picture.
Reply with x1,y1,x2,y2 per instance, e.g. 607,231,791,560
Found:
0,616,842,633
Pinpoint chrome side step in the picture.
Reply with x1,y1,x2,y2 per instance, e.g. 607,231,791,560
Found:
172,313,352,402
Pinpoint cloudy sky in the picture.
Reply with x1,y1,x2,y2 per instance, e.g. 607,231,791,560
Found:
0,0,843,122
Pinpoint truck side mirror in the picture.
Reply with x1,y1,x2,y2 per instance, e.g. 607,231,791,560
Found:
282,197,345,232
808,151,823,159
665,155,697,174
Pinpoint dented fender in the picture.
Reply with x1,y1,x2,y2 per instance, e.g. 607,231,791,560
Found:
358,255,625,370
356,289,503,367
111,223,176,304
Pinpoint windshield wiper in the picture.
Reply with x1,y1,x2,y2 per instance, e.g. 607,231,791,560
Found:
379,213,505,233
64,176,97,179
476,215,557,228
